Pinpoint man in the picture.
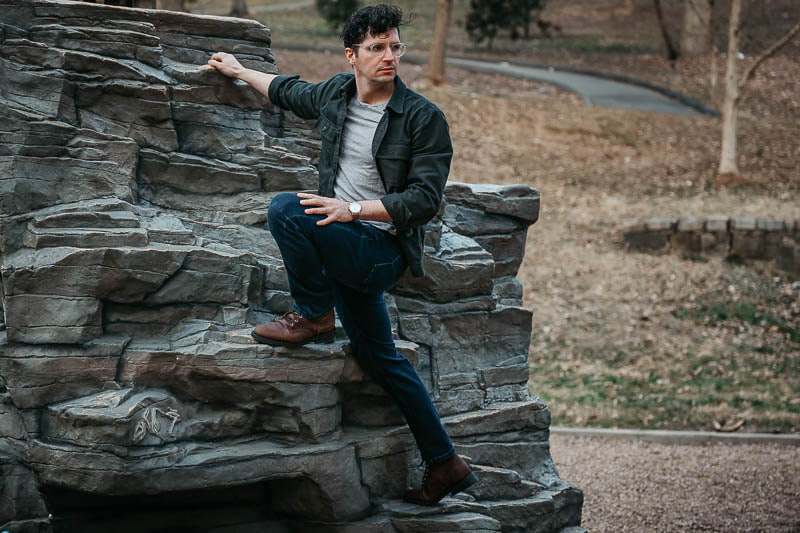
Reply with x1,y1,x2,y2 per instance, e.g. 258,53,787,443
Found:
207,4,477,505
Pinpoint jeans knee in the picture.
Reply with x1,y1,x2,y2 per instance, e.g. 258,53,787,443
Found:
267,192,301,232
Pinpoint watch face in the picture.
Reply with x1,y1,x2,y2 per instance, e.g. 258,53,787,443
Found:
349,203,362,214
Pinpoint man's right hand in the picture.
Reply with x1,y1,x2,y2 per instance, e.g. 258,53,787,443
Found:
207,52,244,79
206,52,278,100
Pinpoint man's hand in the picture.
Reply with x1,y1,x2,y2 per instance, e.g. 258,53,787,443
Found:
207,52,277,98
298,193,394,226
207,52,245,79
298,193,353,226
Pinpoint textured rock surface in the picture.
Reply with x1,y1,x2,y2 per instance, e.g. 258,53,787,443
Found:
0,1,582,531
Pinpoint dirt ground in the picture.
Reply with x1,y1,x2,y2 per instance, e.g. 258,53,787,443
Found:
551,432,800,532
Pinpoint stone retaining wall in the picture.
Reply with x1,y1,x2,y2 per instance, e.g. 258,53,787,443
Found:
0,1,582,532
623,216,800,276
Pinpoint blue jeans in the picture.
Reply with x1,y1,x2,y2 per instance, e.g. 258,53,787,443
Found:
267,192,455,464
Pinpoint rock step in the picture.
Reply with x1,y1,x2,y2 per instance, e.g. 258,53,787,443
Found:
32,209,141,229
24,226,149,249
23,209,196,248
365,481,583,533
469,464,544,501
35,332,421,444
24,207,150,248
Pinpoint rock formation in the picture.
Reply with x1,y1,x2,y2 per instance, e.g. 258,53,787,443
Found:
0,1,582,531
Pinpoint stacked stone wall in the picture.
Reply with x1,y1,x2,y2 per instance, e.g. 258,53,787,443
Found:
623,216,800,276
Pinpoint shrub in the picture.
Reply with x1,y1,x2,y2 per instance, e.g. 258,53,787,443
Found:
317,0,359,30
466,0,546,46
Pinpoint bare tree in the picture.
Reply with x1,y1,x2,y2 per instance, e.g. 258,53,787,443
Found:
625,0,636,14
157,0,186,10
230,0,248,18
653,0,680,62
428,0,452,86
716,0,800,177
680,0,713,55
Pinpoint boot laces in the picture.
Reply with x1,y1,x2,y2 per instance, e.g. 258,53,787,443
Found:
278,311,302,328
421,462,431,484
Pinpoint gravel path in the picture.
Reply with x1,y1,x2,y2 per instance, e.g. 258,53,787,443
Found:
549,433,800,532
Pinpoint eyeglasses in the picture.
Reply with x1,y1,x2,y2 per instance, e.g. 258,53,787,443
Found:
352,42,407,58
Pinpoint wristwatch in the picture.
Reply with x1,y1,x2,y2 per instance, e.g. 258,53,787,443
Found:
348,202,362,220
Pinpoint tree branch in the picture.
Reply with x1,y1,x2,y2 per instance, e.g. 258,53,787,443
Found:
739,17,800,88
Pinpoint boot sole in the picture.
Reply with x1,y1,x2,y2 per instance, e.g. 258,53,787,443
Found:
251,330,335,347
450,471,479,496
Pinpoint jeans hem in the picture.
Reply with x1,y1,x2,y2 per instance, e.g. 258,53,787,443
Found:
293,304,334,321
426,447,456,465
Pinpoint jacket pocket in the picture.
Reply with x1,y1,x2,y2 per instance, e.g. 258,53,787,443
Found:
315,115,337,142
376,143,411,189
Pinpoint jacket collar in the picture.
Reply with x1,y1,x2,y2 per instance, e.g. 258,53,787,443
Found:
386,76,407,114
338,74,407,113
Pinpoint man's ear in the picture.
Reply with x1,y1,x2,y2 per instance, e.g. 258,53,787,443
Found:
345,48,356,65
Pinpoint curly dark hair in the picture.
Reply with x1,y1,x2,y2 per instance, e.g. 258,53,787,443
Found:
339,4,407,49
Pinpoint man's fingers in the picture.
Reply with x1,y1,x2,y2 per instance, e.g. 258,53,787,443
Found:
297,194,350,225
297,192,322,204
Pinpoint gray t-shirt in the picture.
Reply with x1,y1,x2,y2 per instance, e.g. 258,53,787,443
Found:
334,96,395,233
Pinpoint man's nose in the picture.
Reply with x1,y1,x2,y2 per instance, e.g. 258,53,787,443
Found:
380,46,395,60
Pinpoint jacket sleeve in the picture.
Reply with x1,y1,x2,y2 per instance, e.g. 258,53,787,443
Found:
380,106,453,232
268,74,342,120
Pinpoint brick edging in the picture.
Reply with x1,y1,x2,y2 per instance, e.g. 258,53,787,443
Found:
622,215,800,276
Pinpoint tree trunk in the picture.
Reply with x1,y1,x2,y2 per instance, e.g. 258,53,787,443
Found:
428,0,452,87
230,0,248,18
707,1,719,106
653,0,680,62
157,0,186,10
623,0,636,15
680,0,712,55
717,0,741,176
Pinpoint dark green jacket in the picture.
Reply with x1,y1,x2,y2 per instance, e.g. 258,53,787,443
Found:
268,72,453,277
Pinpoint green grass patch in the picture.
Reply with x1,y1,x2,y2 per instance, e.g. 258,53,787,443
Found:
673,299,800,343
530,337,800,432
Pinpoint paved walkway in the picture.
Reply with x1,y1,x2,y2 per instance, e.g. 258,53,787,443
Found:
446,57,713,116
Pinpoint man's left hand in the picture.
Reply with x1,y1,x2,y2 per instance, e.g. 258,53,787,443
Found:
297,193,353,226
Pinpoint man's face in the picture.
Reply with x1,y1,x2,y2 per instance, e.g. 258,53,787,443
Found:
346,28,401,86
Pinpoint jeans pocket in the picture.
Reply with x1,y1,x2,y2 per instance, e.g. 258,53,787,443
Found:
362,253,406,293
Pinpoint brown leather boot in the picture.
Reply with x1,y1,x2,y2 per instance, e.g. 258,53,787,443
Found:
251,310,335,347
403,454,478,506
